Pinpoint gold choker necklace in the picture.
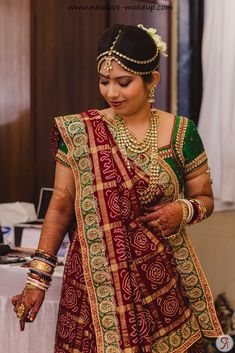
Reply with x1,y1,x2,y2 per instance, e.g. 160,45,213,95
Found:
114,109,160,204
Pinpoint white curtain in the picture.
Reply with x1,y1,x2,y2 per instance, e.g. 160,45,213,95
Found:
198,0,235,210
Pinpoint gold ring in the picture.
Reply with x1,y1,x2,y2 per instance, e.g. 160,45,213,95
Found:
16,303,25,320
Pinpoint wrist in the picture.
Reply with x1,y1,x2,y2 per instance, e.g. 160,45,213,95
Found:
188,198,207,224
175,198,207,225
175,199,189,227
26,249,58,291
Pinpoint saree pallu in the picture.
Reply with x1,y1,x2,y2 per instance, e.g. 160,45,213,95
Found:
52,110,222,353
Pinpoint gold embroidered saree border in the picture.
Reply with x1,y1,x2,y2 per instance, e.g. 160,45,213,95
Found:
167,230,223,338
55,115,121,353
152,314,201,353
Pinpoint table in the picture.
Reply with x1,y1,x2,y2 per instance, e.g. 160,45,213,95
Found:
0,265,63,353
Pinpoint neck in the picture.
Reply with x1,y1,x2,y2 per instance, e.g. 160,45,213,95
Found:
114,104,153,128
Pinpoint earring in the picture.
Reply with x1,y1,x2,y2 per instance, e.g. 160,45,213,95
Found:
147,86,156,103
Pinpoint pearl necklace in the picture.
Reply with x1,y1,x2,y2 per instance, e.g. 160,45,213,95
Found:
114,109,160,204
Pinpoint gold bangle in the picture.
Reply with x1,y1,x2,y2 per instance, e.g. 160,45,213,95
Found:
30,259,54,275
36,248,57,260
175,200,188,230
189,198,208,222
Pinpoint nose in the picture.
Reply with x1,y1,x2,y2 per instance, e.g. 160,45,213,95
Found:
107,83,120,100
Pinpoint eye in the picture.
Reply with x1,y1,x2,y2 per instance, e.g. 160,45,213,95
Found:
119,81,131,87
100,80,109,85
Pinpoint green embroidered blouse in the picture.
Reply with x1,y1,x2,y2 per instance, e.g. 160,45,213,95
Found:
55,115,207,196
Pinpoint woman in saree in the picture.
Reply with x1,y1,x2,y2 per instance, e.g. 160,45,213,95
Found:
12,24,222,352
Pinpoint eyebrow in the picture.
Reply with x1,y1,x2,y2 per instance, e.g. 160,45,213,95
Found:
99,73,133,79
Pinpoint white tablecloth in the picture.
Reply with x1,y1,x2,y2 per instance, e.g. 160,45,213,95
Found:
0,265,63,353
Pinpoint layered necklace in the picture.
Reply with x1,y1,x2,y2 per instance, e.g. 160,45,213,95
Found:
114,109,160,204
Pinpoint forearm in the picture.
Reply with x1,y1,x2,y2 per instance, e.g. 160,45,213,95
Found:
38,186,75,255
184,164,214,220
11,165,75,328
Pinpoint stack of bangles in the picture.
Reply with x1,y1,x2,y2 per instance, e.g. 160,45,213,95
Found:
165,198,207,240
26,249,57,291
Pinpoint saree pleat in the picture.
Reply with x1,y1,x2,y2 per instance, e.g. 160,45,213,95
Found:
53,110,222,353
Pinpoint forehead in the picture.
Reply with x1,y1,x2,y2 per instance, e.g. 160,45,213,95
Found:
99,60,135,78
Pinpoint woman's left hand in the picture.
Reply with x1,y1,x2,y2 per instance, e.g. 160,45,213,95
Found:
136,202,183,237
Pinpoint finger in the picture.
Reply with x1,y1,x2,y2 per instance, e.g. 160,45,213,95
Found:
148,220,160,228
162,229,173,238
20,313,30,331
11,295,20,306
28,302,42,322
137,212,160,223
147,220,168,235
13,291,26,313
148,223,162,233
20,319,25,331
145,204,165,212
14,299,23,313
19,302,34,330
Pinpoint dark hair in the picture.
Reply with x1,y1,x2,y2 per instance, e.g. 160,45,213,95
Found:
97,24,160,83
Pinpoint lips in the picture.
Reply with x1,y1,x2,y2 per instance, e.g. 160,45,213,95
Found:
110,101,125,107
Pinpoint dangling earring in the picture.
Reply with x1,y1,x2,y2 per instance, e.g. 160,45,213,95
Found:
147,86,156,103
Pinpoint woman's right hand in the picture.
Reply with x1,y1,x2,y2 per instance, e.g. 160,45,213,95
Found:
11,287,45,331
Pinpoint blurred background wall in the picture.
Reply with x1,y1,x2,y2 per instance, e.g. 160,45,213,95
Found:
0,0,31,202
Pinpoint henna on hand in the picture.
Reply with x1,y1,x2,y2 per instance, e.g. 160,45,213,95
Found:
136,202,183,237
11,287,45,331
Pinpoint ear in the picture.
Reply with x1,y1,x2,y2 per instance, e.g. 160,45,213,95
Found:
148,71,160,89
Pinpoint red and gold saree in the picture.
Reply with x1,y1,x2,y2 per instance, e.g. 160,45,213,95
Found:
52,109,222,353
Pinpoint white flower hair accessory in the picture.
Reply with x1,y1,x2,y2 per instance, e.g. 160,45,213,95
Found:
137,24,168,57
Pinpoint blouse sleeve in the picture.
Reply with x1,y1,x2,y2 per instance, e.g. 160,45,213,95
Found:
51,120,70,168
182,118,208,174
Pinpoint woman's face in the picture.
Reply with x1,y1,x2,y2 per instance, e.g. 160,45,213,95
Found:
99,60,149,115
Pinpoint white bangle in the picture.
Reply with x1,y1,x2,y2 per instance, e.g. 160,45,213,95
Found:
177,199,194,223
26,278,49,291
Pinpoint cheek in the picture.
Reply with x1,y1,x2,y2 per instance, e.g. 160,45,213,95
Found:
130,86,147,101
99,84,106,97
128,80,147,98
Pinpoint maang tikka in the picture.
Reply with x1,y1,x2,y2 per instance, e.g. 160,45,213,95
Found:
102,30,122,73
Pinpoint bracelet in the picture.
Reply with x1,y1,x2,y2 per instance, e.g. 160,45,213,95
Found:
30,259,55,276
174,199,189,229
33,256,56,267
28,271,52,284
26,278,49,291
175,199,194,224
36,248,57,259
26,282,43,289
34,249,57,265
28,268,52,281
164,198,208,242
182,199,194,223
25,249,57,291
27,273,51,287
163,200,188,241
188,199,207,225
